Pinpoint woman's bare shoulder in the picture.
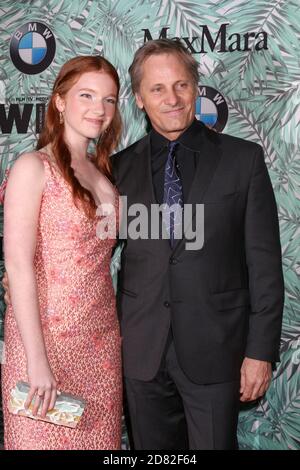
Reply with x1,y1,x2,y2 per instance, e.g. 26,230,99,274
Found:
12,151,45,170
7,151,45,186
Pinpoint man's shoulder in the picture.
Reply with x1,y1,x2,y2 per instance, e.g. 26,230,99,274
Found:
193,120,262,156
198,124,264,173
216,128,262,155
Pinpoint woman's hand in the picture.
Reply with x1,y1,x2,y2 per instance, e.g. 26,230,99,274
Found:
25,359,59,418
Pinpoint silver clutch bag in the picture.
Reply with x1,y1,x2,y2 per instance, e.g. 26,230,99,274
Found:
8,381,86,428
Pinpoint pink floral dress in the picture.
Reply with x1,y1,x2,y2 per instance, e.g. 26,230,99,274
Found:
2,152,122,449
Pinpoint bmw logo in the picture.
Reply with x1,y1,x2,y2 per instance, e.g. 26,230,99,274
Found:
196,86,228,132
10,22,56,75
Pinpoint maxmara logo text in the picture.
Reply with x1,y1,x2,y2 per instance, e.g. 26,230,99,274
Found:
143,24,268,52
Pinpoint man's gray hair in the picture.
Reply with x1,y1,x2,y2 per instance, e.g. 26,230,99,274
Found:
129,39,199,94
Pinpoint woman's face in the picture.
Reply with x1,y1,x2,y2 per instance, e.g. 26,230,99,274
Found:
56,70,118,143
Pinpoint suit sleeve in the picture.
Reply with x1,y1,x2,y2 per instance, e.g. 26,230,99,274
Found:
244,145,284,362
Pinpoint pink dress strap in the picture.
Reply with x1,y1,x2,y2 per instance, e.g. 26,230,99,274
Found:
36,151,58,178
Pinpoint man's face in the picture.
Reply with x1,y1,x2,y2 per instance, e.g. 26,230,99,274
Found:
135,53,198,141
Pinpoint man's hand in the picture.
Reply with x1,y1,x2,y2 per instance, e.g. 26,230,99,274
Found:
2,271,11,306
240,357,272,402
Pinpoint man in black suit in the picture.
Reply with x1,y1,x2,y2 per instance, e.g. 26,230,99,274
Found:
112,39,284,450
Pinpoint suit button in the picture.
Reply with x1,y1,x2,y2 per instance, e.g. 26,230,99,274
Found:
164,301,170,308
170,258,178,265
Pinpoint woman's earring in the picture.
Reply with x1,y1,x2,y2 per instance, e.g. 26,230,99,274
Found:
59,112,64,124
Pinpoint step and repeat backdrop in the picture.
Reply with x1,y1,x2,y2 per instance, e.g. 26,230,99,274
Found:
0,0,299,450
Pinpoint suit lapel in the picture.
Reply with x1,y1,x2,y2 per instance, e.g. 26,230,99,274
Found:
133,133,156,206
128,124,222,254
133,133,171,251
172,126,222,256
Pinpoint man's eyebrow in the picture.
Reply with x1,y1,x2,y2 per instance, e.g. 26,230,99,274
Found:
151,79,190,86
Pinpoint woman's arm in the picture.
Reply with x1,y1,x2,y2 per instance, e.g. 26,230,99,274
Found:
4,153,58,417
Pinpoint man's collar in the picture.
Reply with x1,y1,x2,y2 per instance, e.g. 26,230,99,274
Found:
150,128,169,154
150,119,207,154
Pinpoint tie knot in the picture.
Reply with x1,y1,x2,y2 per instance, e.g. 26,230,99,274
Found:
168,141,178,154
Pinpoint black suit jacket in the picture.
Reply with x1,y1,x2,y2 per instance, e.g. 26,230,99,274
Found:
112,120,284,384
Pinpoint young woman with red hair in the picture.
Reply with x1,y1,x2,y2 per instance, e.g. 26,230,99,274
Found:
2,56,123,449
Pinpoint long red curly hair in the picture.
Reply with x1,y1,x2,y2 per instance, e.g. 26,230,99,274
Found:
37,55,122,218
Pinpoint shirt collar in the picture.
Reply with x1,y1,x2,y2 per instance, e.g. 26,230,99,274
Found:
150,118,206,154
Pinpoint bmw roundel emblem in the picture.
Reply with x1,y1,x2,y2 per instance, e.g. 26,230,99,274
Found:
10,22,56,75
196,86,228,132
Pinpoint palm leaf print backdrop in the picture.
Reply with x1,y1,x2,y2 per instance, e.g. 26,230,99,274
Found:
0,0,299,450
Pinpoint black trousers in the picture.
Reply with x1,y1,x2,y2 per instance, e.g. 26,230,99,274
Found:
125,339,240,450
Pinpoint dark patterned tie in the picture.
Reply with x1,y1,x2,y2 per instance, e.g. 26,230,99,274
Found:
163,141,183,247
